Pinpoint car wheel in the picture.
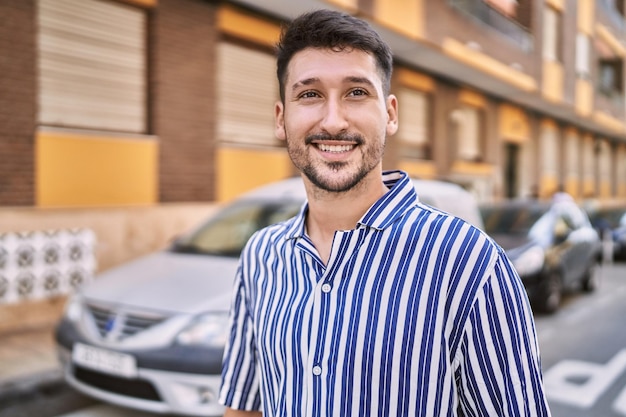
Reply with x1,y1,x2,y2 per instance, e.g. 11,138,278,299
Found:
535,270,562,314
582,261,600,292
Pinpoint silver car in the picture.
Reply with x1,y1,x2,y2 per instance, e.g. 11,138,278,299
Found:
55,176,483,416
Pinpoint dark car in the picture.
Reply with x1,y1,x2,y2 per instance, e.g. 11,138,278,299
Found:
588,205,626,261
481,199,602,314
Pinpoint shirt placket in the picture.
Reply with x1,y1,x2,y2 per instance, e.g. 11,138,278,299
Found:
304,230,353,417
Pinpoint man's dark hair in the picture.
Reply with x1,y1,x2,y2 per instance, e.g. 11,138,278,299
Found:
276,9,394,102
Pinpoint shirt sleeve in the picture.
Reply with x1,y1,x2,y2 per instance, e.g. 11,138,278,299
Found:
218,262,262,411
455,250,552,416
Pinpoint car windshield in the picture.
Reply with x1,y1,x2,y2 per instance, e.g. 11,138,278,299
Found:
482,204,549,236
171,199,302,257
590,208,626,229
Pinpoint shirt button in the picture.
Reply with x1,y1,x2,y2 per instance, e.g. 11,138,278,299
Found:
312,366,322,376
321,283,331,293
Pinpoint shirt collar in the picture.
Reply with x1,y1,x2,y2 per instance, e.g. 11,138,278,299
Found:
285,170,419,240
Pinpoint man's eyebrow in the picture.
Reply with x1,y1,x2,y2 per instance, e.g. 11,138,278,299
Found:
291,77,319,91
346,76,376,88
291,76,376,91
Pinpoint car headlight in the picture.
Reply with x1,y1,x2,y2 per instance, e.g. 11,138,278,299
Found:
512,245,545,277
175,312,230,348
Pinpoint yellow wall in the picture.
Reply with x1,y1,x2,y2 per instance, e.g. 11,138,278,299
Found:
599,181,612,199
545,0,564,10
451,161,493,176
499,104,530,143
582,179,595,198
539,175,559,199
596,24,626,57
593,111,626,134
398,160,437,179
577,0,594,35
564,177,580,199
36,130,158,208
325,0,358,12
575,79,593,116
120,0,157,7
542,60,564,102
218,4,281,48
374,0,423,39
217,146,294,202
395,67,435,92
459,89,486,108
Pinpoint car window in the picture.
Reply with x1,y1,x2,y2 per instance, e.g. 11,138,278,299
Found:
482,205,548,235
172,200,301,257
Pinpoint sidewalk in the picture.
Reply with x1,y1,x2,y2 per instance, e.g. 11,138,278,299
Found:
0,298,65,402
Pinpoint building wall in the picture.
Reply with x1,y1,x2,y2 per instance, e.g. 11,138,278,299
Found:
2,0,626,211
152,0,219,202
0,0,36,206
424,1,538,81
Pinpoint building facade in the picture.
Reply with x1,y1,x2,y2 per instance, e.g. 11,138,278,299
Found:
2,0,626,206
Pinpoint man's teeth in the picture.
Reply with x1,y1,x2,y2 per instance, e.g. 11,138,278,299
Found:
318,144,354,152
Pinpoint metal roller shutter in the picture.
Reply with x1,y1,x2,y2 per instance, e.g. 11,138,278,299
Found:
217,42,279,147
38,0,146,133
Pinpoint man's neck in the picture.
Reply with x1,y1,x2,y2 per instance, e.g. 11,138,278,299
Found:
303,172,389,264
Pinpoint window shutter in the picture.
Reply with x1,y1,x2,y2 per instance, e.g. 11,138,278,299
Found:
217,43,279,147
540,124,558,175
38,0,146,133
397,88,428,147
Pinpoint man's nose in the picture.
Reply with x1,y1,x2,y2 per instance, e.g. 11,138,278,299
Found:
319,99,349,135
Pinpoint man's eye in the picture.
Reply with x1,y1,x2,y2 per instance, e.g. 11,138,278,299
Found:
349,89,368,97
299,91,319,99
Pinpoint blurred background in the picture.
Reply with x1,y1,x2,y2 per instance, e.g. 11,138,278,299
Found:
1,0,626,415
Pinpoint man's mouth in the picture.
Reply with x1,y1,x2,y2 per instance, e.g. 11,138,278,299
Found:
317,143,355,153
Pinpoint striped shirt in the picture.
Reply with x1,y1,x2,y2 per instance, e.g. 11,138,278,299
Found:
219,170,551,417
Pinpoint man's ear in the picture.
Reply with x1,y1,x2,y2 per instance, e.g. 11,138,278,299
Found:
275,101,286,141
386,94,399,137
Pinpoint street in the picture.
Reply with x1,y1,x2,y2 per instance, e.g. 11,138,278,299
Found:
2,261,624,417
536,260,626,416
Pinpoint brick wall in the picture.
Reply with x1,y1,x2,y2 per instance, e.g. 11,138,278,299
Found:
0,1,36,206
152,0,218,202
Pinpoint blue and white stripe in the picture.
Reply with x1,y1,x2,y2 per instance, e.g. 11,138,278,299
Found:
220,170,551,416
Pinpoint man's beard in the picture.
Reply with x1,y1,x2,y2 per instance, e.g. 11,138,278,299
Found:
286,131,384,193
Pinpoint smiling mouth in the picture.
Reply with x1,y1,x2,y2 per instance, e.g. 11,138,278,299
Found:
317,143,355,153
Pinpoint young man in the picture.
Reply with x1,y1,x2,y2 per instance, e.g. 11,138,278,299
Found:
219,9,551,417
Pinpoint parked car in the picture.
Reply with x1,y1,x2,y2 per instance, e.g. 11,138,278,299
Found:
480,199,602,314
588,205,626,261
54,176,483,416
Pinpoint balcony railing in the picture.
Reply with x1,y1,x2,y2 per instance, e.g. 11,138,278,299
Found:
599,0,626,33
448,0,533,52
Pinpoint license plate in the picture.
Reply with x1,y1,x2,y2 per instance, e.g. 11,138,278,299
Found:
72,343,137,378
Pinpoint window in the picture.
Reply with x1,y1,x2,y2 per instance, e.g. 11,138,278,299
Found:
451,106,483,163
598,140,612,182
540,124,559,176
598,58,623,95
582,136,595,183
38,0,147,133
217,43,280,147
543,7,561,62
396,88,431,159
575,33,590,78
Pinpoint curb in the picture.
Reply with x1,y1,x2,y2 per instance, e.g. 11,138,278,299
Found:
0,368,64,404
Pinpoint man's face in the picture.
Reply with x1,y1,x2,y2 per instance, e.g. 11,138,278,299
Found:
275,47,398,193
